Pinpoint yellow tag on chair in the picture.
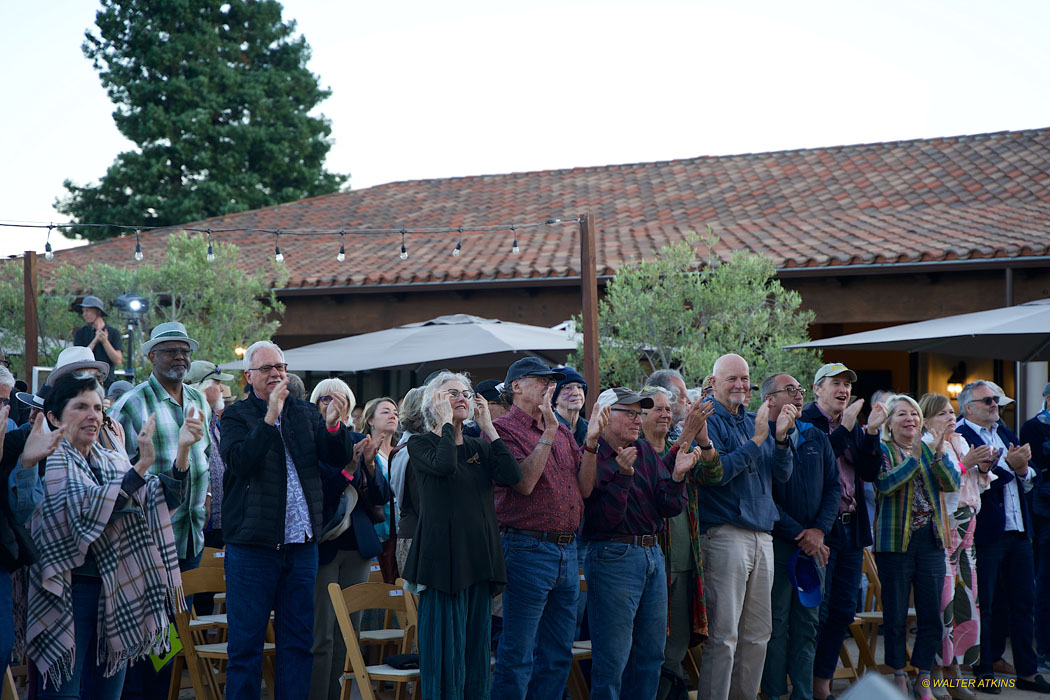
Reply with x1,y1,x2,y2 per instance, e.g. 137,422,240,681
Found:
150,623,183,671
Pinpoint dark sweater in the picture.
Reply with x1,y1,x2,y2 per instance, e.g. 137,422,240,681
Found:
402,425,521,595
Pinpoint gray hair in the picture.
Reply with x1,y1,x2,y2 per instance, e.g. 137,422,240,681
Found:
881,394,923,443
243,340,284,372
421,371,475,432
189,378,220,395
0,366,14,388
644,369,684,399
958,380,991,418
594,388,619,413
310,378,357,419
399,386,427,435
760,373,789,400
641,385,674,401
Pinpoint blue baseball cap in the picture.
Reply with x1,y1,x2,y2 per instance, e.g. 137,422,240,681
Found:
787,548,823,608
504,358,565,387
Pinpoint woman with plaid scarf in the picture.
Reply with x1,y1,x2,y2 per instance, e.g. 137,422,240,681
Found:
25,374,198,699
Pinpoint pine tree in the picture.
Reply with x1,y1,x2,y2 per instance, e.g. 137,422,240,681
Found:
58,0,348,240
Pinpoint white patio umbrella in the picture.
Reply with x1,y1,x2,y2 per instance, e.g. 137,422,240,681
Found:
786,299,1050,362
222,314,579,372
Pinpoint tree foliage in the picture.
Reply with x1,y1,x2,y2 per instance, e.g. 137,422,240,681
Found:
0,234,287,382
571,232,822,405
58,0,348,240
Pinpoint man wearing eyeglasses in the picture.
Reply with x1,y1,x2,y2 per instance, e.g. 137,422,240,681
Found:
219,339,352,700
800,362,880,700
956,380,1049,692
108,321,211,698
758,373,840,700
491,357,604,700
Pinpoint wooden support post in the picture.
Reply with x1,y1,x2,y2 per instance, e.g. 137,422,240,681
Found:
23,251,39,383
579,214,599,411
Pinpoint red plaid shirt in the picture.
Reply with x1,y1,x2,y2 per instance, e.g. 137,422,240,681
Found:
493,405,583,532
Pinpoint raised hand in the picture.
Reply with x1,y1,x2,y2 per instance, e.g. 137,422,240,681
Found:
929,423,952,457
841,398,865,431
475,398,500,441
22,412,66,468
615,445,638,476
432,389,454,427
1005,443,1032,474
326,392,348,429
865,402,889,435
752,400,771,445
775,404,799,442
134,414,158,476
538,385,557,430
672,444,701,482
178,411,205,450
679,399,715,445
265,377,290,425
584,405,611,451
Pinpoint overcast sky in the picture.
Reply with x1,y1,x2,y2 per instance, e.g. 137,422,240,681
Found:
2,0,1048,258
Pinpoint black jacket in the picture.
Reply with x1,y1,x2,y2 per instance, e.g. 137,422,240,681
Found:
317,429,392,564
800,402,879,549
1,425,39,572
220,390,353,549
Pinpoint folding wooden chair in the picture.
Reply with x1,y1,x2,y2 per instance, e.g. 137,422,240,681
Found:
173,566,276,700
567,568,592,700
328,580,421,700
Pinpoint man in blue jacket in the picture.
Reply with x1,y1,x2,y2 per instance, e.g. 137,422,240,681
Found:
698,353,793,700
1020,382,1050,674
956,380,1050,693
759,373,840,700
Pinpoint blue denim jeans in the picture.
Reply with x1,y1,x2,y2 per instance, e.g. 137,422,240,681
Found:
974,532,1038,677
1,570,13,681
36,579,127,700
761,539,824,700
491,533,579,700
875,524,945,672
584,540,667,700
812,520,864,680
225,542,318,700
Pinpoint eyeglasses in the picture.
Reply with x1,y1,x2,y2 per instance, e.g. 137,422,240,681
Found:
447,389,474,400
249,363,288,374
611,407,644,421
770,386,806,397
526,375,556,386
0,359,10,368
154,347,193,358
967,396,998,407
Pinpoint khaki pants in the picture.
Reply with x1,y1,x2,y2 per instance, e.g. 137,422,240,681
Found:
698,524,774,700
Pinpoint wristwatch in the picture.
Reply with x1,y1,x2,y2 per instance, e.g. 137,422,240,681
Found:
774,437,790,448
583,442,598,454
697,442,714,451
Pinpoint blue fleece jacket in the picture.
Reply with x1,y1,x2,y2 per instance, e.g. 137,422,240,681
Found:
700,400,792,533
767,419,841,543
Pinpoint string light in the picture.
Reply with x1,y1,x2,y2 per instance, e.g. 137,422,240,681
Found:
205,230,215,262
44,224,54,260
399,230,408,260
453,227,463,257
337,232,346,262
274,231,284,263
511,225,519,254
134,231,143,261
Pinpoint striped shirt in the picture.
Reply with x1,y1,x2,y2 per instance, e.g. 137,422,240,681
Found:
109,374,212,558
872,440,960,553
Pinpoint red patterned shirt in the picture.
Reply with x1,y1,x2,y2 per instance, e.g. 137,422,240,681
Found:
493,405,583,532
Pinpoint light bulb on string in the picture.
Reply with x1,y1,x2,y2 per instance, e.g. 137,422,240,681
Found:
511,225,519,254
337,232,346,262
399,230,408,260
274,231,284,262
44,224,55,260
453,227,462,257
134,231,143,261
206,231,215,262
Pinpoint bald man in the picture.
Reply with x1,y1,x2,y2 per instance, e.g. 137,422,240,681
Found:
698,354,794,700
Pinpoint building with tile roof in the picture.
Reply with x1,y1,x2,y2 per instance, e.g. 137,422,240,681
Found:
35,126,1050,407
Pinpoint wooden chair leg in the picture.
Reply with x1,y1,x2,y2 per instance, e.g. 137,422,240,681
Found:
166,653,185,700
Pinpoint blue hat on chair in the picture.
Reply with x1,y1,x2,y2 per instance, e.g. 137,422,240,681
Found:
787,548,823,608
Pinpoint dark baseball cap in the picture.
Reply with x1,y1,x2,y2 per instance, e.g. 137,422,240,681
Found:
504,358,565,386
475,379,503,403
611,387,654,409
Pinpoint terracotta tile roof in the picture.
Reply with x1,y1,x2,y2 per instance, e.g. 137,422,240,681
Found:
42,127,1050,288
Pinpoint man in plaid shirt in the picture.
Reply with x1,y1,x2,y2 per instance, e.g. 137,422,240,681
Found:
108,322,211,697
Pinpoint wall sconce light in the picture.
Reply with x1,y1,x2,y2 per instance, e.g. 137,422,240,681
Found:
946,362,967,399
234,346,247,358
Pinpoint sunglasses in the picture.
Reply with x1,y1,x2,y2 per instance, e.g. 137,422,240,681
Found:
967,396,999,407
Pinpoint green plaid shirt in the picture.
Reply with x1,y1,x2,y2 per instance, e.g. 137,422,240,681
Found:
872,440,960,553
109,373,212,559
